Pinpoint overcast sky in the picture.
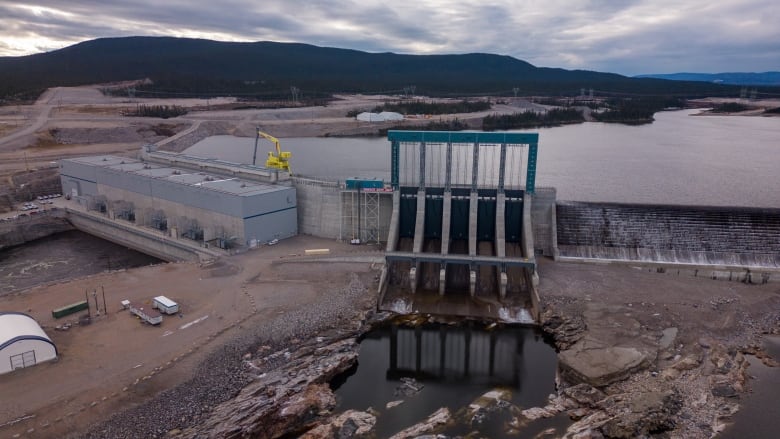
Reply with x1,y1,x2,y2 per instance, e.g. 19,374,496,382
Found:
2,0,779,76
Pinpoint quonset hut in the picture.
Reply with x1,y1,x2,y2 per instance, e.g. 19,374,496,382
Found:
59,155,297,248
0,312,58,374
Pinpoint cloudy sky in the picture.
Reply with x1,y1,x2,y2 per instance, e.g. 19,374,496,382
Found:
2,0,779,75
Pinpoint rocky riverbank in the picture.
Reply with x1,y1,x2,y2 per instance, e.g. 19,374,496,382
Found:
79,260,778,439
533,259,780,439
79,272,378,439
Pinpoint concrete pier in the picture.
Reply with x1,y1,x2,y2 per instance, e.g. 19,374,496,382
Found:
495,192,507,299
468,191,478,297
410,190,426,293
439,191,452,296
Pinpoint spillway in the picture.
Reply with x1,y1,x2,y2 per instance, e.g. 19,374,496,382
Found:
378,131,541,323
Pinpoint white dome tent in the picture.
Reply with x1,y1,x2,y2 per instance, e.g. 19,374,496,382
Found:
355,111,404,122
0,312,58,374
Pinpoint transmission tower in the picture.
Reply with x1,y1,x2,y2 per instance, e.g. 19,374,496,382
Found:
512,87,519,97
290,86,300,103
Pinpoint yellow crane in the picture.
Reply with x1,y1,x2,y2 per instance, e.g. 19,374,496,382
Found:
253,129,292,174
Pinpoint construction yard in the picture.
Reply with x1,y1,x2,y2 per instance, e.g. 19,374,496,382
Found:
0,234,381,438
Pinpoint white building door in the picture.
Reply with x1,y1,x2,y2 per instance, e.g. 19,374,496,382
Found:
10,350,36,370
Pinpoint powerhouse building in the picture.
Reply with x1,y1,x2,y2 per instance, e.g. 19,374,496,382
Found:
59,155,297,247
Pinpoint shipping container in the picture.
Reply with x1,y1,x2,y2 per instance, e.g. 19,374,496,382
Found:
52,300,89,319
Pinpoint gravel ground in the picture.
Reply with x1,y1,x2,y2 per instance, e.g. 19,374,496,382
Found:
80,272,377,438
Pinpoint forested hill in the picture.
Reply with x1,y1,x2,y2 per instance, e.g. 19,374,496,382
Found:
0,36,749,101
636,72,780,86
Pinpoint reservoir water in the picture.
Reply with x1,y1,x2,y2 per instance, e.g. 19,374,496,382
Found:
186,110,780,208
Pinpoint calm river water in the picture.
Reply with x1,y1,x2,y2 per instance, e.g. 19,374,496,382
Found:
186,110,780,208
333,323,565,438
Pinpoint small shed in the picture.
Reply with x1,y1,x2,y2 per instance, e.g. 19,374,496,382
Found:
0,312,58,374
153,296,179,315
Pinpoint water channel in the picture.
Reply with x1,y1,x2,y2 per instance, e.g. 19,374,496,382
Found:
333,322,564,438
0,230,162,295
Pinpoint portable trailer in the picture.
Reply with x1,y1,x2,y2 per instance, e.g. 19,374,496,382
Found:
125,301,162,325
152,296,179,315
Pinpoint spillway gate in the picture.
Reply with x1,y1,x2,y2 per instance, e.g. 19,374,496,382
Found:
379,131,542,323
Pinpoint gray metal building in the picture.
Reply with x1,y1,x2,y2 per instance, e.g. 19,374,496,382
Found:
60,155,297,248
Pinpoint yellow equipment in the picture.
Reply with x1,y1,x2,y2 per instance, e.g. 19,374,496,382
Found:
253,129,292,174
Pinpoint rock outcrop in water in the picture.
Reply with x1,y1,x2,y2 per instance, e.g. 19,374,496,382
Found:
180,338,360,439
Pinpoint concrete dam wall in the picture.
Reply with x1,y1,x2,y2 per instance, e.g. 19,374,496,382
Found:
556,201,780,271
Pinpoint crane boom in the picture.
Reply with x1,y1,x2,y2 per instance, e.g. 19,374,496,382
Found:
254,128,292,174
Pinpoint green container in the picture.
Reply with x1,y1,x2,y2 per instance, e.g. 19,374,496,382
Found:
52,300,89,319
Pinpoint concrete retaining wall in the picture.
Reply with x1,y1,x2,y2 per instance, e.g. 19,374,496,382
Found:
293,177,343,239
531,187,557,257
65,208,218,262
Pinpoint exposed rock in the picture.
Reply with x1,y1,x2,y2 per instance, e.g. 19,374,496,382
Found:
562,384,606,408
394,377,424,397
711,383,738,398
386,400,404,409
180,338,359,439
671,355,700,371
559,345,655,387
659,327,678,350
468,389,512,414
542,312,586,350
521,406,556,420
660,367,680,381
464,389,515,427
301,410,376,438
598,390,682,438
564,411,613,437
389,407,452,439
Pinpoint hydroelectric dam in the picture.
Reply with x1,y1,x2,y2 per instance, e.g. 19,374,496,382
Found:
377,131,542,323
9,129,774,325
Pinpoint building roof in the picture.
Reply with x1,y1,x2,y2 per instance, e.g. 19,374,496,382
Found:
0,312,57,354
64,155,288,197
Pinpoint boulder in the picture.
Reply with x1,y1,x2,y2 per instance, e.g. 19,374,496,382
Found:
389,408,452,439
563,384,606,408
599,390,682,438
659,327,678,350
559,345,654,387
301,410,376,438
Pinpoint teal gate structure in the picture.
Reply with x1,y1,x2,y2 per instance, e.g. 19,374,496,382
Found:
380,130,542,323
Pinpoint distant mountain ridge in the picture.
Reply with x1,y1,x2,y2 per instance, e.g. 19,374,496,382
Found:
636,72,780,86
0,36,754,100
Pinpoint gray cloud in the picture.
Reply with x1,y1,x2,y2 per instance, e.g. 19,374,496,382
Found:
1,0,778,75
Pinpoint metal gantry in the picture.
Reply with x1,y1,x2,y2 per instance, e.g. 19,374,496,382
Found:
387,131,539,193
